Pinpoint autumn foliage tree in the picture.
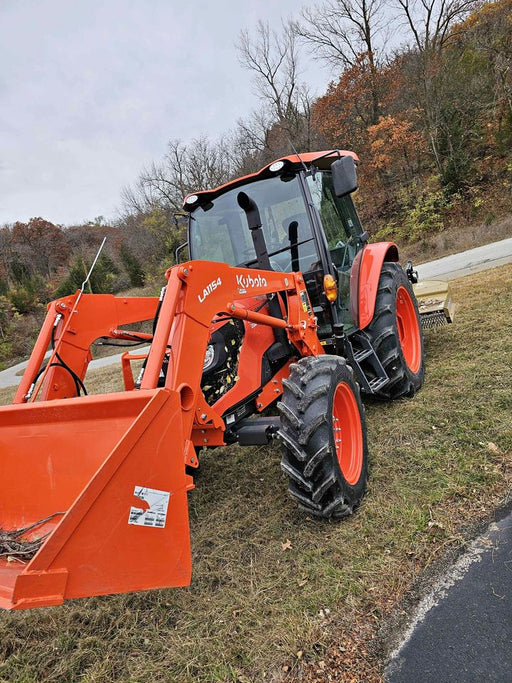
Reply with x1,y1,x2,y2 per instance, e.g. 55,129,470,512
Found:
367,113,428,186
309,0,512,232
312,57,391,151
9,218,68,282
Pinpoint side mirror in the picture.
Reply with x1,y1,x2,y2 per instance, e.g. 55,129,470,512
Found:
332,156,358,197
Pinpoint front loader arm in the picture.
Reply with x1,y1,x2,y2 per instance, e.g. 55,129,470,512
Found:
140,261,322,438
15,294,159,403
16,260,321,435
0,261,321,610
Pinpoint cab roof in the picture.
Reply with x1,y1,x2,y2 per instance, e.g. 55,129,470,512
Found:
182,149,359,210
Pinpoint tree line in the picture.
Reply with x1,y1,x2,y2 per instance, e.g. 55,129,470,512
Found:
123,0,512,240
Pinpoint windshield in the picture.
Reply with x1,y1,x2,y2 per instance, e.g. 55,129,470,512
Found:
189,174,320,273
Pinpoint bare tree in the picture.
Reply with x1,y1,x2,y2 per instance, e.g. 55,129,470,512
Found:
238,20,299,122
236,110,274,155
10,218,68,280
393,0,480,173
450,0,512,120
236,20,314,154
122,136,236,215
395,0,479,53
0,227,13,287
294,0,386,125
295,0,385,68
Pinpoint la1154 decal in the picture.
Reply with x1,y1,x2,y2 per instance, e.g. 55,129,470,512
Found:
198,277,222,303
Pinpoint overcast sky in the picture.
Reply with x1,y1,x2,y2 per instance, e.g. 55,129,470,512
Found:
0,0,331,226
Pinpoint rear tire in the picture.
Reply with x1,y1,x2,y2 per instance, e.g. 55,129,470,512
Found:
278,355,368,519
365,262,424,400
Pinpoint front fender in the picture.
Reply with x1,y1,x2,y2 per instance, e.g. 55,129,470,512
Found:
350,242,399,330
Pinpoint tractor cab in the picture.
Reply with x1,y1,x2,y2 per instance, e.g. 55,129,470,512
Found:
185,151,365,337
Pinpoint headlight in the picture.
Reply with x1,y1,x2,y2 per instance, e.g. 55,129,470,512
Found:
203,344,215,371
269,160,285,172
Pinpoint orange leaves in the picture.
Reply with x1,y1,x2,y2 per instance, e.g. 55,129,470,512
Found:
367,113,427,178
281,538,293,551
311,58,382,146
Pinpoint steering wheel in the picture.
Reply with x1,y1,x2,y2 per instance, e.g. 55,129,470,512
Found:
270,257,291,273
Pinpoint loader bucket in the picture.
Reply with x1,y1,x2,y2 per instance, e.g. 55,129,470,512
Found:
413,279,456,329
0,388,191,610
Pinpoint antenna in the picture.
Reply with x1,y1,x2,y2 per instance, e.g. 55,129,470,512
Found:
80,237,106,296
289,140,309,175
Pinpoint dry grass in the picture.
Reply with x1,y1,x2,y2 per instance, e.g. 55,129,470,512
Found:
0,265,510,682
0,386,16,405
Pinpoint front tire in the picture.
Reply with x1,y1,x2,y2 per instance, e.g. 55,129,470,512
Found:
278,356,368,519
365,262,424,400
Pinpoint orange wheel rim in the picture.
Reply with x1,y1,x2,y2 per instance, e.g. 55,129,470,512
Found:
332,382,363,485
396,286,421,373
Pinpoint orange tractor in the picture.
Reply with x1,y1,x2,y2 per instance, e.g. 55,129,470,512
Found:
0,150,425,610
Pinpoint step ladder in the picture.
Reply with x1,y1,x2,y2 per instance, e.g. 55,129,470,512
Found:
341,329,389,395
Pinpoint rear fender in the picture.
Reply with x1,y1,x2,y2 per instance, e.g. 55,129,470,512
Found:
351,243,399,330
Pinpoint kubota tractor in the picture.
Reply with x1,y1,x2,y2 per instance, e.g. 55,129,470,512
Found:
0,150,431,610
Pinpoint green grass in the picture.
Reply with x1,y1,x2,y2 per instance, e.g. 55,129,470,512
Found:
0,265,511,682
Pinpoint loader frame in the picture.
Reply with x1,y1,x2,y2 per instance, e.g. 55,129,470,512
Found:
0,261,322,610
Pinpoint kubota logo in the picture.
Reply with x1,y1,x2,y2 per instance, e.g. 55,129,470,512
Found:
236,273,268,292
198,277,222,303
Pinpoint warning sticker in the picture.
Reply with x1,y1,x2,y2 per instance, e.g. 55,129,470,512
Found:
128,486,170,528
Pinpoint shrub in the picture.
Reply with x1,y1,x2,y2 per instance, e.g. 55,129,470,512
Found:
56,254,123,297
8,285,41,315
120,245,145,287
374,176,455,243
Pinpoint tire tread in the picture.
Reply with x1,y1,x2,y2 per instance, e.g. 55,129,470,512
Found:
278,356,367,519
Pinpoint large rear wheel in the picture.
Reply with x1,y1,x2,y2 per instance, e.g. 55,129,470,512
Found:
278,355,368,519
365,262,424,399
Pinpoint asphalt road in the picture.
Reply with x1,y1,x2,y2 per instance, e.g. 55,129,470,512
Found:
386,508,512,682
384,235,512,681
416,236,512,281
